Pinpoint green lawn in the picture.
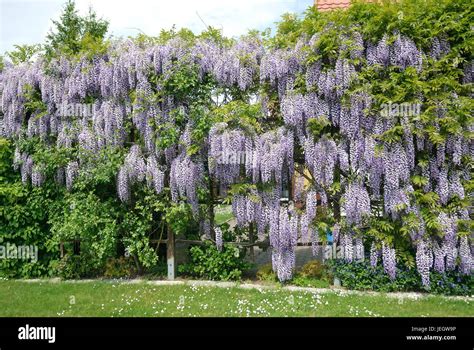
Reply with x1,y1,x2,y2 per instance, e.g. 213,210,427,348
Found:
0,280,472,317
214,205,234,225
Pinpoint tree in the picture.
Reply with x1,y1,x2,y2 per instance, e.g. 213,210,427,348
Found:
45,0,109,57
6,44,41,65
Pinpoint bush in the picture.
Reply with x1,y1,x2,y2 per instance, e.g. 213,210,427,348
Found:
142,260,168,279
0,138,61,278
256,263,277,282
49,192,119,276
103,257,137,279
428,271,474,296
299,260,326,279
256,261,333,287
285,260,333,288
329,259,473,296
52,254,102,279
291,275,331,288
178,243,251,281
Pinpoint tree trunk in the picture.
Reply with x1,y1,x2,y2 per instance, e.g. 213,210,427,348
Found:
208,176,216,240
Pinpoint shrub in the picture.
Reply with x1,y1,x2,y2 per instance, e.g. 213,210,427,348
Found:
298,260,326,279
0,139,61,278
256,263,277,282
286,260,333,288
52,254,102,279
103,257,137,279
178,243,251,281
143,260,168,279
49,192,119,276
291,275,331,288
428,271,474,296
329,259,473,296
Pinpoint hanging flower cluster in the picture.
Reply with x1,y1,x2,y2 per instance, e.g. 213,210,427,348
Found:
215,226,223,252
343,181,371,227
209,123,247,185
416,239,433,287
116,145,164,202
170,152,203,216
253,128,294,186
270,207,298,282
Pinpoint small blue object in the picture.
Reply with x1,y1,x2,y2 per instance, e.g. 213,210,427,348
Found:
326,229,333,243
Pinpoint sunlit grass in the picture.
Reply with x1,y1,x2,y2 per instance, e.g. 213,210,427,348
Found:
214,205,234,225
0,280,472,317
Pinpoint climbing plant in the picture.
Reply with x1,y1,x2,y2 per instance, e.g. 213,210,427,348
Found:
0,0,472,287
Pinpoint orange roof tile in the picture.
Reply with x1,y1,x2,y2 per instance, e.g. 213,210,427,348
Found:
315,0,352,11
315,0,378,11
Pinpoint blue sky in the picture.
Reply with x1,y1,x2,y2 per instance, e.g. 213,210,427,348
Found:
0,0,313,54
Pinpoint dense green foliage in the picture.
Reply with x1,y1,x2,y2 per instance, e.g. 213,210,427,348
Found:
256,263,278,282
0,139,60,277
273,0,473,252
0,137,169,278
256,260,334,288
330,259,473,295
45,0,109,58
103,257,138,279
178,243,251,281
6,45,42,65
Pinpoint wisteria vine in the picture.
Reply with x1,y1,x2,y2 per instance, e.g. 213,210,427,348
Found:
1,19,472,286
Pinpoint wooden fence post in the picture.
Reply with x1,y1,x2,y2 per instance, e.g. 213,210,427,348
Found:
249,223,255,262
167,227,175,280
